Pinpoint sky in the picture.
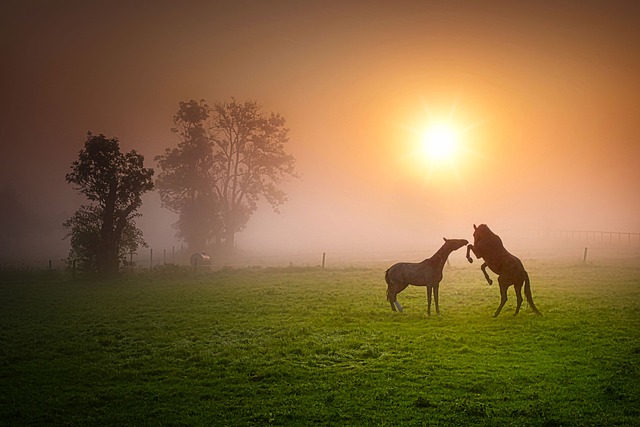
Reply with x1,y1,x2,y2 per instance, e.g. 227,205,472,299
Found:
1,0,639,262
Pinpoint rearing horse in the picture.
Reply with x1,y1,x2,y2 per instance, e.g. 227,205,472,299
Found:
386,238,468,315
466,224,541,317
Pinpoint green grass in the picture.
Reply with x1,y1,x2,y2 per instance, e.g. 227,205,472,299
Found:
1,261,639,426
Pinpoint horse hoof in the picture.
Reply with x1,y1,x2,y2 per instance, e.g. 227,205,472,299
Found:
467,257,473,264
488,279,493,286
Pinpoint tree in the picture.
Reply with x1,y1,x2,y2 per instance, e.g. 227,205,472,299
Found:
211,98,296,248
155,99,221,251
65,132,154,276
63,205,146,273
156,98,296,251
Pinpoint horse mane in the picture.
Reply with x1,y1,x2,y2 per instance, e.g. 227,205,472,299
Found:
425,238,467,266
474,224,504,248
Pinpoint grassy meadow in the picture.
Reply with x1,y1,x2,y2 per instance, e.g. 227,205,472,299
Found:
1,260,639,426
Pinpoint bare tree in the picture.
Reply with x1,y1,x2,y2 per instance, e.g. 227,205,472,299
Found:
210,98,296,249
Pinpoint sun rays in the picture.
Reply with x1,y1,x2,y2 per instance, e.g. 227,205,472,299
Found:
397,96,485,186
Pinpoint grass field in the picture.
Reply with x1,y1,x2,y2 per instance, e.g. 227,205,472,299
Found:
1,260,639,426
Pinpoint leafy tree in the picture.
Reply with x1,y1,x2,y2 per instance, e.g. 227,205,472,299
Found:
156,98,296,251
155,99,220,251
63,205,145,273
64,132,154,276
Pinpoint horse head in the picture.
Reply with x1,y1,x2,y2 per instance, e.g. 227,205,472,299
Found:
443,237,469,251
472,224,493,241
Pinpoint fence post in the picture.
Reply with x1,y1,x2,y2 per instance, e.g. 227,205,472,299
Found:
150,248,153,271
583,247,588,263
322,252,326,269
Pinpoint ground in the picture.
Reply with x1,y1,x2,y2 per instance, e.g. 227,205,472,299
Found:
1,260,638,425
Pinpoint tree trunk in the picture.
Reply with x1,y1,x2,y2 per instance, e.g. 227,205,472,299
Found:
96,233,120,277
97,183,121,277
223,230,235,252
98,222,117,277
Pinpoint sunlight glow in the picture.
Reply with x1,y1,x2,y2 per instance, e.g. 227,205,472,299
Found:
396,97,485,186
421,123,458,161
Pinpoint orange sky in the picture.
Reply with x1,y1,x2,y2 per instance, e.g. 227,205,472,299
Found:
1,1,639,258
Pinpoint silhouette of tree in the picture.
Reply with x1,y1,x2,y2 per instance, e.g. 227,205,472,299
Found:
155,100,220,252
156,98,296,251
65,132,154,276
63,205,145,273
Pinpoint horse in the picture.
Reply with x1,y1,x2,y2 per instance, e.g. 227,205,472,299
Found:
385,238,469,315
466,224,541,317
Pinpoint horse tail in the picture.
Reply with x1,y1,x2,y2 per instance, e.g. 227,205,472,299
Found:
385,269,393,302
524,271,542,315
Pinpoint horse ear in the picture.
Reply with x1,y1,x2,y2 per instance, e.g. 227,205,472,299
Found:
443,237,447,242
473,224,477,230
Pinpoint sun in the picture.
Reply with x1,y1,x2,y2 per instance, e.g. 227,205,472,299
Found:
420,122,459,161
396,97,485,184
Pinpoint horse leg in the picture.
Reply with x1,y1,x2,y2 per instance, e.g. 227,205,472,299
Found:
466,244,475,263
494,281,508,317
434,284,440,315
481,262,494,285
426,286,432,316
387,287,397,312
388,282,408,312
513,282,524,316
388,293,404,312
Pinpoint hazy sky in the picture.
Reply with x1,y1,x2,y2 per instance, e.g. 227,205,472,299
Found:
2,0,639,259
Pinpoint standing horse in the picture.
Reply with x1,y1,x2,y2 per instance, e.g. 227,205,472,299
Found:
466,224,541,317
385,238,468,315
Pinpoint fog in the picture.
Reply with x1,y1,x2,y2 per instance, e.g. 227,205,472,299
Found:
2,1,639,267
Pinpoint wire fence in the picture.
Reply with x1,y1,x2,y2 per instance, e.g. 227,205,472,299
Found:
1,229,639,274
501,229,640,246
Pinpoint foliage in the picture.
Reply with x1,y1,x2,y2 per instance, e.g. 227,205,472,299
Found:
1,262,638,425
63,205,146,274
64,132,154,276
155,100,219,251
155,98,296,251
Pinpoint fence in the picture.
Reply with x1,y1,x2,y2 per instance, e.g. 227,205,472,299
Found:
1,229,639,273
501,229,640,246
130,238,640,271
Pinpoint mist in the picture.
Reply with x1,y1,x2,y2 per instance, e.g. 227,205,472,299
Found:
2,1,639,267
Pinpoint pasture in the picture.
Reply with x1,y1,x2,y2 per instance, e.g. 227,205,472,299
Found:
1,260,639,426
